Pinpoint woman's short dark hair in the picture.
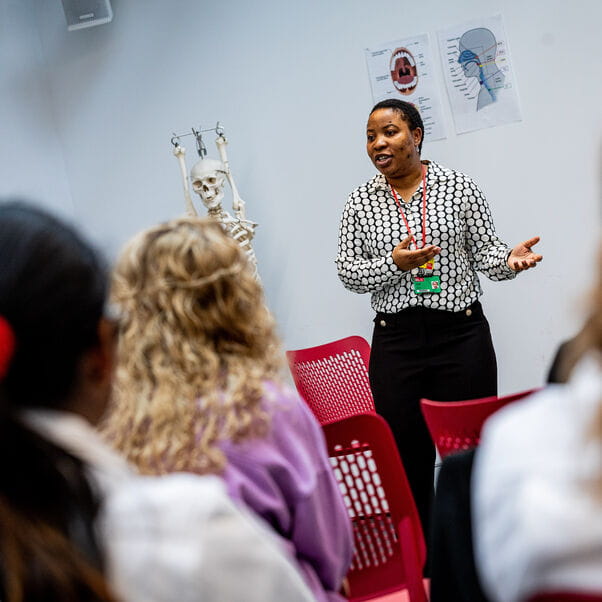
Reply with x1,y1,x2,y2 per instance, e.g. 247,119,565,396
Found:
370,99,425,153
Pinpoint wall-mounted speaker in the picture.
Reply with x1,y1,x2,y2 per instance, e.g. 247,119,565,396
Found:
61,0,113,31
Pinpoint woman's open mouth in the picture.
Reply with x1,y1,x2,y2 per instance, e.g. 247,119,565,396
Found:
374,154,393,169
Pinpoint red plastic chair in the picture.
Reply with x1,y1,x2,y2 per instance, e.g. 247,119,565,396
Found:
420,388,539,459
323,413,427,602
527,593,602,601
286,336,376,425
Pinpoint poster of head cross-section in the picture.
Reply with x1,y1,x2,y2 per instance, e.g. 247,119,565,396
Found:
437,14,523,134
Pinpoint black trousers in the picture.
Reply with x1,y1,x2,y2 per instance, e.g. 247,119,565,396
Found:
368,301,497,546
429,449,490,602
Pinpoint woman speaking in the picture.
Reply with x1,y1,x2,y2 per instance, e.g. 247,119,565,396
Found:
336,99,542,542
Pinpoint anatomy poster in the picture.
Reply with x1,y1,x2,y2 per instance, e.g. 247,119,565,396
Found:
437,14,522,134
365,34,447,142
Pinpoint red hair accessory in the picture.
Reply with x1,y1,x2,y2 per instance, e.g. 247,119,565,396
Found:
0,316,15,381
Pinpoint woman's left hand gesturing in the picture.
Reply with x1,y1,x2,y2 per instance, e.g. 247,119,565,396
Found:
507,236,543,271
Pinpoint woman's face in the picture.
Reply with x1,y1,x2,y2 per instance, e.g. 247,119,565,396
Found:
366,108,422,179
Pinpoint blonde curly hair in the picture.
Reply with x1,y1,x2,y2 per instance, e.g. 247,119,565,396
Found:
101,217,282,475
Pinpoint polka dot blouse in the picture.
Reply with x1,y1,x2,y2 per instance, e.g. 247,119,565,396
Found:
336,161,516,313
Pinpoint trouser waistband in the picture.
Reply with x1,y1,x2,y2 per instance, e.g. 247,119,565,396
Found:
374,301,484,328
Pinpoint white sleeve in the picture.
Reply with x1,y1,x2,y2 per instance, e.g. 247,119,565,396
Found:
101,474,315,602
473,375,602,602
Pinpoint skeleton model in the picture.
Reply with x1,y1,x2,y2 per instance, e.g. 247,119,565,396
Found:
171,123,258,276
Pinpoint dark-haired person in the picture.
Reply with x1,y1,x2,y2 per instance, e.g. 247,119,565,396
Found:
335,99,542,546
0,201,314,602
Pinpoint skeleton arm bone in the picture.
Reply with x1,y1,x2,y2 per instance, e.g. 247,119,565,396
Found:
215,134,246,220
173,145,197,216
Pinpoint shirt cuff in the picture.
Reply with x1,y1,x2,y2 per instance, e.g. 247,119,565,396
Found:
503,249,519,278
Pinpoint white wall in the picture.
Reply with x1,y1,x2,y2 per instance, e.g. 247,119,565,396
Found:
2,0,601,393
0,0,73,218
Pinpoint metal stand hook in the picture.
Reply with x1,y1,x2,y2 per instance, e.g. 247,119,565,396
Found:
192,127,207,158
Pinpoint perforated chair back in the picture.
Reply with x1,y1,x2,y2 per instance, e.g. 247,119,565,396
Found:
420,388,539,459
286,336,375,425
323,413,427,602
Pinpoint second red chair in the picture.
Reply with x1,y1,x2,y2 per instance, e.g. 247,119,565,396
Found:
323,413,427,602
420,388,539,459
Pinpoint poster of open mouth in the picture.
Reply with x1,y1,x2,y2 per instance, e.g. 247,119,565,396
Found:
365,33,447,142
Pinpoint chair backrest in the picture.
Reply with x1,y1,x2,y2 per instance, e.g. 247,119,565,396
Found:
527,593,602,602
323,413,427,602
286,336,375,425
420,388,539,459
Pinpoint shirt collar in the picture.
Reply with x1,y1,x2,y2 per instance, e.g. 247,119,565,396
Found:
369,160,446,193
23,408,134,492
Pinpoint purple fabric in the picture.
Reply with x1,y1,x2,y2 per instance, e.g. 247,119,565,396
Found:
220,381,353,602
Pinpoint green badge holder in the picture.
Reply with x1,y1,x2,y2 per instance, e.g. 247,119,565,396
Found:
413,275,441,294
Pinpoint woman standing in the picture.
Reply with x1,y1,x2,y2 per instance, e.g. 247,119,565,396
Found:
103,217,353,602
336,99,542,541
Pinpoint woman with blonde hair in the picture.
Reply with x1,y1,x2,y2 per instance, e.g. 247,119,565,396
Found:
103,217,353,602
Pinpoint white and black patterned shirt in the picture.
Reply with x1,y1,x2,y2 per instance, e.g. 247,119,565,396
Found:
336,161,516,313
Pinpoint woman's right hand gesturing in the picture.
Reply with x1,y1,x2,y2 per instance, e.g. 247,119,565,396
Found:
392,236,441,271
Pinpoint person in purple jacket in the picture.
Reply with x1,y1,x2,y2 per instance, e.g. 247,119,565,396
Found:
102,216,353,602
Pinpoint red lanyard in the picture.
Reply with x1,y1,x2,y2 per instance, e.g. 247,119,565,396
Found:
389,164,427,249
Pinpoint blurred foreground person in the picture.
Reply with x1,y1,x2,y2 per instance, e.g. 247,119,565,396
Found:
473,247,602,601
0,201,314,602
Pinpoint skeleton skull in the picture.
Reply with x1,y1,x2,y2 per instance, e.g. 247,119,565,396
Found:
190,158,227,210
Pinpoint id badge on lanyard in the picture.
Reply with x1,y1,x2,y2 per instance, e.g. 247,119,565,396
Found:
390,165,441,294
412,259,441,294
